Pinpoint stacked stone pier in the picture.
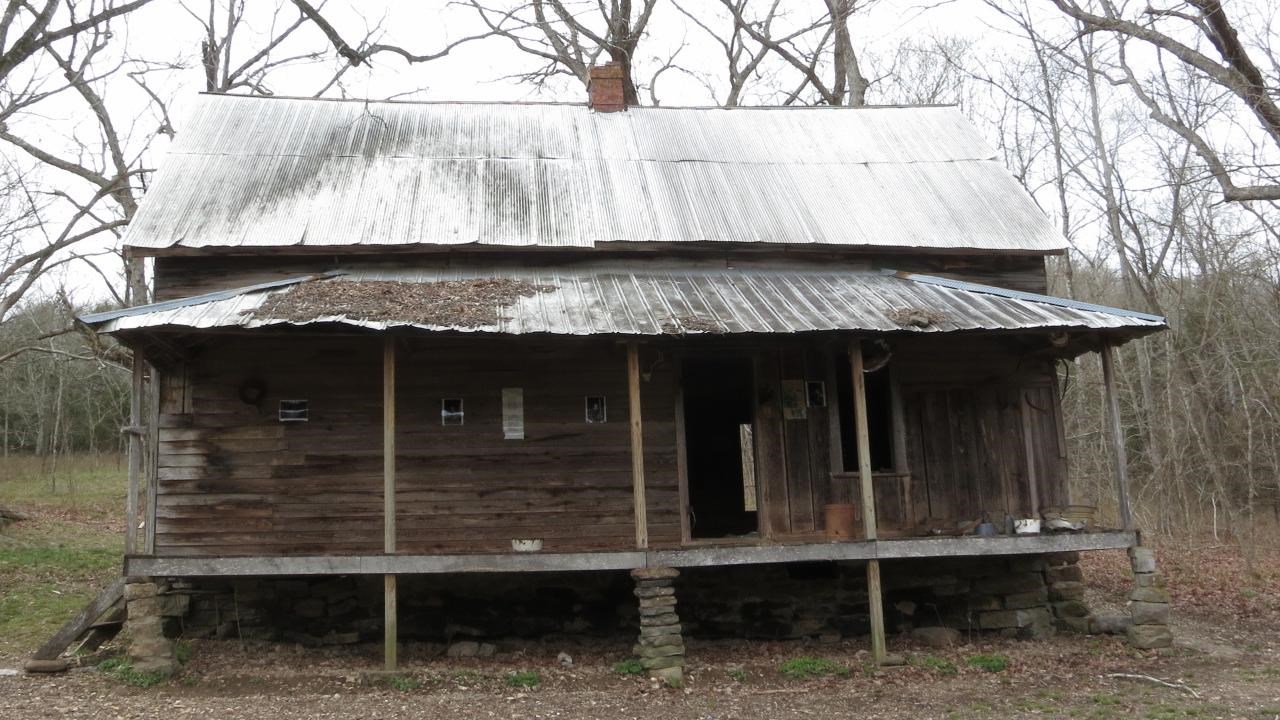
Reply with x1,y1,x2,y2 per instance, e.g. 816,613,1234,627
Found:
631,567,685,686
1126,546,1173,649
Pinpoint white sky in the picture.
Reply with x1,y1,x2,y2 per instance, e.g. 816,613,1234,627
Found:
4,0,1217,306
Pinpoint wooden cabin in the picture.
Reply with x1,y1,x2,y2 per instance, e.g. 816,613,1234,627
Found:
81,67,1165,673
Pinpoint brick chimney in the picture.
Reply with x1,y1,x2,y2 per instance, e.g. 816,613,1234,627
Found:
588,62,626,113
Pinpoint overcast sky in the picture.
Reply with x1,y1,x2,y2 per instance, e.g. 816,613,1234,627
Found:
10,1,1108,305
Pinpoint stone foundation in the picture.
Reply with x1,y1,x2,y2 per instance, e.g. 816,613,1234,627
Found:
154,553,1094,651
631,567,685,686
1125,546,1173,649
124,581,180,676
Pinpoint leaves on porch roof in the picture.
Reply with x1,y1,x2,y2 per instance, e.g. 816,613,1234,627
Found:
252,277,556,328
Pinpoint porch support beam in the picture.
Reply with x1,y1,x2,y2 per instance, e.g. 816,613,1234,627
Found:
125,531,1141,577
145,363,160,554
382,337,397,670
1100,342,1135,531
627,342,649,549
849,338,886,664
125,358,144,555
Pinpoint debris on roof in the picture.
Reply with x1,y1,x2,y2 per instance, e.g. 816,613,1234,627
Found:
80,264,1166,343
254,278,555,328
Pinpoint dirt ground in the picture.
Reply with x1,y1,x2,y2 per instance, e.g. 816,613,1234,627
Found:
2,549,1279,720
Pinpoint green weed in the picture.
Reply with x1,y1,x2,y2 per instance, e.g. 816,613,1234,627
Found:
505,670,541,689
98,657,169,688
726,666,748,682
966,653,1010,673
613,658,644,675
779,656,849,680
918,655,957,675
386,674,421,692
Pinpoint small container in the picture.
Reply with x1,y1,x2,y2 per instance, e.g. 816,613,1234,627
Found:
823,503,857,540
1013,518,1041,535
975,522,998,537
511,539,543,552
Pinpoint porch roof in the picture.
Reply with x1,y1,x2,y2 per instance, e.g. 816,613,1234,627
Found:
80,266,1165,342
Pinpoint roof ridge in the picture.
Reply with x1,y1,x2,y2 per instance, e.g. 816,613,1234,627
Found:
196,92,957,111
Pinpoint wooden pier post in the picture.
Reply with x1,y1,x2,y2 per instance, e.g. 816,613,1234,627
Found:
1100,343,1134,531
850,339,886,663
627,342,649,549
383,337,397,670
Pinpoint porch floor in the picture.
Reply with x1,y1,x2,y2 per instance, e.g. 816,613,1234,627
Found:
125,531,1137,577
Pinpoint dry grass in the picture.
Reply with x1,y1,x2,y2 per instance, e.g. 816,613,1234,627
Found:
0,454,125,659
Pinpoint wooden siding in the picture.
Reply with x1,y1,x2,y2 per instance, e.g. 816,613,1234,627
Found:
151,252,1048,301
151,332,1069,558
894,336,1067,526
154,336,679,557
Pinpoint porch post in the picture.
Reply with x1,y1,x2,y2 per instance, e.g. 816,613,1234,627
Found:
1099,342,1134,531
627,341,649,549
849,338,887,663
125,359,143,555
383,337,398,670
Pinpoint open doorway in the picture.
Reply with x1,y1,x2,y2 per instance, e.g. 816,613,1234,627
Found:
682,357,758,539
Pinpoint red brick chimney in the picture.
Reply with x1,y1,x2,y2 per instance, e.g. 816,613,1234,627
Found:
588,62,626,113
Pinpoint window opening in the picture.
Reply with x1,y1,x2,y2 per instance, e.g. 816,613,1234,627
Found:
835,353,894,471
585,395,607,423
278,399,309,422
441,398,464,426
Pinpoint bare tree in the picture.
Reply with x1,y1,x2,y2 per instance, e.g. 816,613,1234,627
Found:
1049,0,1280,203
462,0,657,103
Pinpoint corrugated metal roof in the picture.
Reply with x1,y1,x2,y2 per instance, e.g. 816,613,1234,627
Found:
82,265,1163,339
122,95,1065,254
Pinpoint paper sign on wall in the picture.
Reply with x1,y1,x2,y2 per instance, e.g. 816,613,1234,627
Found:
781,379,807,420
502,387,524,440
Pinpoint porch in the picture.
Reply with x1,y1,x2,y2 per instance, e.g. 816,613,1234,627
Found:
125,530,1138,576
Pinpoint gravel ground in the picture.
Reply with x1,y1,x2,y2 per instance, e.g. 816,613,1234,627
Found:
3,619,1278,720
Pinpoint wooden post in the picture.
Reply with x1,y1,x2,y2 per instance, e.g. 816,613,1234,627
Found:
382,337,397,670
1020,390,1041,516
125,357,143,555
627,342,649,549
145,364,160,555
1100,343,1134,531
850,339,886,663
674,382,691,543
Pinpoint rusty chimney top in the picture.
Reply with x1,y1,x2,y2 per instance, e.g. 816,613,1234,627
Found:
588,62,626,113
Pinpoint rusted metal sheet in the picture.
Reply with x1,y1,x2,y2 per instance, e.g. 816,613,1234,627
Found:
123,95,1064,254
81,265,1164,338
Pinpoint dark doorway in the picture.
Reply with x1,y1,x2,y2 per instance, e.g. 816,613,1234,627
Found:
682,357,757,539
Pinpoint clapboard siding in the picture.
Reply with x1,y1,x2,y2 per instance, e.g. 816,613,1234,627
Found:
151,332,1072,558
895,337,1067,525
151,252,1048,301
153,336,680,557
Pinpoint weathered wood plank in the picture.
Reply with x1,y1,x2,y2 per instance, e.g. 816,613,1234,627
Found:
755,349,789,537
1100,345,1134,530
627,342,649,549
31,577,125,661
127,531,1138,576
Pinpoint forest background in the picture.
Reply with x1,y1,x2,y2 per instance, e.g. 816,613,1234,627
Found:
1,0,1278,570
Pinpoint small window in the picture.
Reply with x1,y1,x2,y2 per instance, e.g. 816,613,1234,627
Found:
585,395,607,423
441,398,464,426
279,399,309,422
806,381,827,408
